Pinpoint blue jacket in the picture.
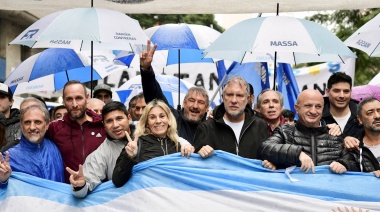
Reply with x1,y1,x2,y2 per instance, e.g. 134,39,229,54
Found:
6,135,64,183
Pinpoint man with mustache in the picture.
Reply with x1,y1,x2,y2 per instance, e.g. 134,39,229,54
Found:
0,105,65,188
47,80,106,183
350,98,380,177
194,75,269,159
259,89,358,174
139,41,209,144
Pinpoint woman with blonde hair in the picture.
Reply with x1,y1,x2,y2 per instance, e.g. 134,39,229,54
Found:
112,99,194,187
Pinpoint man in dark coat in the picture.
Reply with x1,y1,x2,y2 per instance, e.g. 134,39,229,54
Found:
139,41,209,144
259,89,358,174
194,75,269,159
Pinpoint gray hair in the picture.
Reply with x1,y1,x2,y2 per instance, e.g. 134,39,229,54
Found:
20,97,45,109
222,75,249,96
357,97,380,117
256,89,284,109
184,86,209,105
21,105,50,123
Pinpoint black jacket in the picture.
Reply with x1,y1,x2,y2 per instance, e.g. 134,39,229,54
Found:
4,109,21,149
112,134,180,188
141,67,203,144
352,131,380,173
194,103,269,159
259,121,359,171
322,97,362,138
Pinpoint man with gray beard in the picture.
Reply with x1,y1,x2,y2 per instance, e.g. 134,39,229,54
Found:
0,105,64,188
139,41,209,144
194,75,269,159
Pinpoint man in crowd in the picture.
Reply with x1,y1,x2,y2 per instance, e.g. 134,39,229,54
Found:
194,75,269,159
87,98,105,115
0,105,65,188
93,84,112,104
349,98,380,177
47,80,106,183
248,83,255,110
259,89,358,174
256,89,286,135
128,92,146,122
323,72,362,140
0,83,20,149
282,109,295,125
66,101,131,197
53,105,67,120
140,41,209,144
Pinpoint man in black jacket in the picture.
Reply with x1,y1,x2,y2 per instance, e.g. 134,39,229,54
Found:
139,41,209,144
194,75,269,159
322,72,362,141
259,89,358,174
353,97,380,177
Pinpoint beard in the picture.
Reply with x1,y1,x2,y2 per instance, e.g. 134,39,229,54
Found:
183,109,203,124
69,108,86,120
225,107,245,119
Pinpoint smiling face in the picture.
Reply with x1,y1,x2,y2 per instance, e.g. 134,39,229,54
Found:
326,82,351,110
21,107,49,144
257,90,282,122
182,90,208,124
103,110,130,140
147,106,169,138
295,90,324,128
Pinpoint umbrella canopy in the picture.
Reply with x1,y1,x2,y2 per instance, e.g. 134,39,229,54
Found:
345,13,380,57
204,16,356,65
6,48,126,95
116,74,194,107
9,7,148,52
116,23,221,109
351,85,380,101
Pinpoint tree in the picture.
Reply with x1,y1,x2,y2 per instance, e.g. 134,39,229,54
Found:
306,9,380,85
127,14,224,33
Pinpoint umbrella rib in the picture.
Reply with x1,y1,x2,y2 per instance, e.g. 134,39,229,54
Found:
369,42,380,57
80,40,83,51
293,52,297,66
240,52,247,64
338,55,345,64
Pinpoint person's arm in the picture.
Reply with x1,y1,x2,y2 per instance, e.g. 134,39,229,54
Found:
112,136,139,188
66,165,89,198
0,151,12,189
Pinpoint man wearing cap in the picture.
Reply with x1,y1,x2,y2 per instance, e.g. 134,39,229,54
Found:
0,83,21,150
93,84,112,104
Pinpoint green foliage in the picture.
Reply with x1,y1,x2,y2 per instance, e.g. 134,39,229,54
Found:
307,9,380,85
127,14,224,33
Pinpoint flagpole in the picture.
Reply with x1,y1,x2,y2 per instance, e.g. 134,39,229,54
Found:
273,3,280,91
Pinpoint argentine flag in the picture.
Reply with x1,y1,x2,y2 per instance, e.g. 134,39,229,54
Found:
1,151,379,211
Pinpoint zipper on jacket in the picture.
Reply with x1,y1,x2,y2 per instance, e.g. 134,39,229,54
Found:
81,125,85,162
311,134,316,164
159,138,167,155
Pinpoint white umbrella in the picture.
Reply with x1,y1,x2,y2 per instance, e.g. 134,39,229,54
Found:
345,13,380,57
204,16,356,65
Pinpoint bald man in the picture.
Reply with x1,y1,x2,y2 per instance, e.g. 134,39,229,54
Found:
87,98,106,115
259,89,358,174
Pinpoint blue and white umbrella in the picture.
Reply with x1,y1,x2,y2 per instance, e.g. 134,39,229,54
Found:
116,74,194,108
9,8,148,52
5,48,126,95
116,23,221,109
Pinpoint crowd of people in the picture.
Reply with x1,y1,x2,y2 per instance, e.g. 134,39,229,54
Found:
0,41,379,198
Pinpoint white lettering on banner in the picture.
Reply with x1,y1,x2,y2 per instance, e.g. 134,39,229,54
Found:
356,39,371,48
49,40,71,45
270,41,298,46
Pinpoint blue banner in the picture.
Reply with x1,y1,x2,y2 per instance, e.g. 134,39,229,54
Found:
1,151,379,211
